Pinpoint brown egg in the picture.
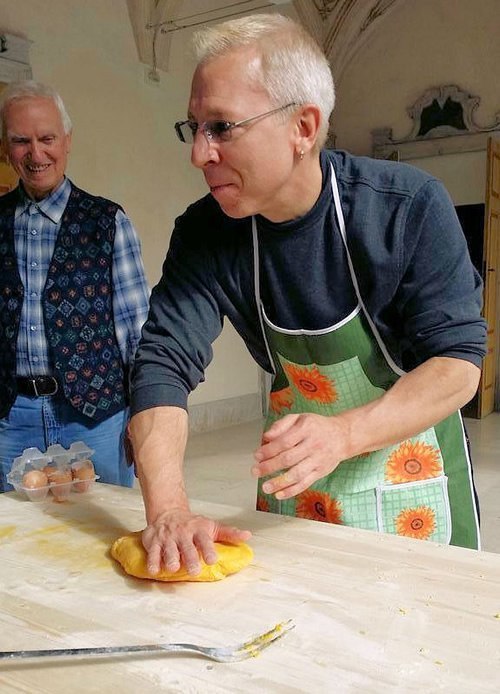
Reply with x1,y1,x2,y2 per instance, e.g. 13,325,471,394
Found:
43,465,57,481
22,469,49,489
72,461,96,493
49,468,73,501
21,469,49,501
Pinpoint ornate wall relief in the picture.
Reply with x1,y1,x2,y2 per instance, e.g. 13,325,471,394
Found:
0,32,32,83
372,85,500,160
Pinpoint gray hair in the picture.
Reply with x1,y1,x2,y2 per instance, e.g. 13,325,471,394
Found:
0,80,72,135
192,14,335,148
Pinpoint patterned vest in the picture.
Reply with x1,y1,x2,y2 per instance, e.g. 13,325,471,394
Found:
0,184,127,422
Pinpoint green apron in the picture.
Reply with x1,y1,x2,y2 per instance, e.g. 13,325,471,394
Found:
254,164,480,549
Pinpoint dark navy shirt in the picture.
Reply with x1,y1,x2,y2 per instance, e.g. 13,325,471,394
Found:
131,150,486,414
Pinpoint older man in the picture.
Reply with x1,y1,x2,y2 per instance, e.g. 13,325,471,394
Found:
0,81,150,490
129,14,485,575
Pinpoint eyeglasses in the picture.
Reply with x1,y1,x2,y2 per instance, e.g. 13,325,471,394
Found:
174,102,297,144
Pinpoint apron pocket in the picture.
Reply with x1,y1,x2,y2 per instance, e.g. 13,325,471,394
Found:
376,476,451,544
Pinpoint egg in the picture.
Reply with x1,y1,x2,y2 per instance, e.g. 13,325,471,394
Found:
72,460,96,493
43,465,57,481
22,469,49,489
48,468,73,501
21,469,49,501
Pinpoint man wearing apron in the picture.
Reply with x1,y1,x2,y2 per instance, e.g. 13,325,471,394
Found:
254,165,480,550
129,14,486,576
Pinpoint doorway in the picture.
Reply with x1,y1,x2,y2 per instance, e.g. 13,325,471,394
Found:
406,140,500,418
456,203,485,418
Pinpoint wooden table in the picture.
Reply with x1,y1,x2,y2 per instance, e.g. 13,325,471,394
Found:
1,484,499,693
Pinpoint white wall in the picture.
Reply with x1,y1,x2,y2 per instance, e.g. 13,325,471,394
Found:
333,0,500,165
406,151,487,206
3,0,498,416
0,0,260,410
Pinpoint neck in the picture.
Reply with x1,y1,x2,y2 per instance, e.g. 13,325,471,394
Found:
22,176,66,202
263,155,323,223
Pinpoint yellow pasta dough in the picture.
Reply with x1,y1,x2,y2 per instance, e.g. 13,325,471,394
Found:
111,532,253,582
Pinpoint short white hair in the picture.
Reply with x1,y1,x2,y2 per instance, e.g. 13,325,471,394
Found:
0,80,72,135
192,14,335,148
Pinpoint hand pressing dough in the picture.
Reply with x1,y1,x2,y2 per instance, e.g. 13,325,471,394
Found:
111,532,253,582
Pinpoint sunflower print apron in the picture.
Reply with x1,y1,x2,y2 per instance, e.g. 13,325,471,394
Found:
254,164,480,549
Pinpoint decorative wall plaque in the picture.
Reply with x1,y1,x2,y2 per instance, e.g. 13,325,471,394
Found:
372,85,500,160
0,32,32,83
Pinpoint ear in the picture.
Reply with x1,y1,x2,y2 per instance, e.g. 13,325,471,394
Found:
293,104,321,157
65,130,73,154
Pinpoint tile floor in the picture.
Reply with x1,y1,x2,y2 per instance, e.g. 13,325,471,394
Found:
181,412,500,554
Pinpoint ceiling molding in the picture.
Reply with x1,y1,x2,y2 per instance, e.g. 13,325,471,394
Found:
126,0,402,81
294,0,403,85
126,0,287,74
126,0,182,74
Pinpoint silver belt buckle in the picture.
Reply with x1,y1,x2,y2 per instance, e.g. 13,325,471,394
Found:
45,377,59,396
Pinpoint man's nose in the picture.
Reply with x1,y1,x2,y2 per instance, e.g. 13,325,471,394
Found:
191,131,220,169
28,140,44,161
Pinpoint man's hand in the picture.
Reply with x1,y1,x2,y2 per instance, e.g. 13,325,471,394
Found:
142,509,252,576
252,413,349,499
252,358,481,501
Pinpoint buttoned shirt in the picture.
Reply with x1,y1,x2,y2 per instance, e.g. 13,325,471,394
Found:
14,177,150,376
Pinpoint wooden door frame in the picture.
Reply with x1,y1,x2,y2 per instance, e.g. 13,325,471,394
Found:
489,138,500,411
477,137,499,416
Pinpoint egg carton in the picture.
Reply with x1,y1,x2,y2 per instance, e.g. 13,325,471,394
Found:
6,441,99,502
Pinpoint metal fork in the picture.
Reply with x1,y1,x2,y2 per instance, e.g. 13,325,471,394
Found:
0,619,295,664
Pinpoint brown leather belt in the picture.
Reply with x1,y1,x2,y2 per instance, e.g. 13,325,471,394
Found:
16,376,59,397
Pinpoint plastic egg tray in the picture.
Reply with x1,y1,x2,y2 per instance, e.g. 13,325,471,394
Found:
6,442,99,502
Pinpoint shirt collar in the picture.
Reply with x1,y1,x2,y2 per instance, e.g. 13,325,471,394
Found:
15,177,72,224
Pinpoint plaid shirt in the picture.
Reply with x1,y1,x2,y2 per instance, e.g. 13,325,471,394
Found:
14,177,150,377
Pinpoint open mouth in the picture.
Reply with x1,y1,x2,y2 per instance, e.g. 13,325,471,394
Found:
26,163,51,173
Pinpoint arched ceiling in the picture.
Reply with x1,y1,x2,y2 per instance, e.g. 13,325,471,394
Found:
294,0,402,84
127,0,403,84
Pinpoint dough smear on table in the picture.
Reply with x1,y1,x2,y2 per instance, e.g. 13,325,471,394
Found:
111,532,253,582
